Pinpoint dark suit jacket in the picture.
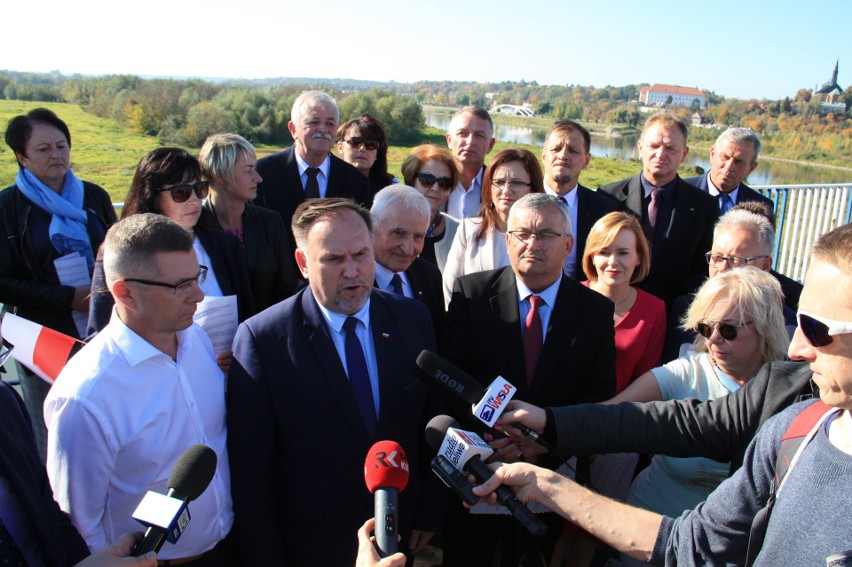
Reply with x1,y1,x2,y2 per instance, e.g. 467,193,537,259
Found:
0,381,89,566
442,267,616,436
684,172,774,212
598,174,718,304
549,360,815,474
375,257,445,343
227,288,444,566
573,184,621,279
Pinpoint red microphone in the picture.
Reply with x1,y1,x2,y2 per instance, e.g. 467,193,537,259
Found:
364,441,409,557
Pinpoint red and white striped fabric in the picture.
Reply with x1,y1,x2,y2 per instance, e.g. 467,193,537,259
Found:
0,313,79,384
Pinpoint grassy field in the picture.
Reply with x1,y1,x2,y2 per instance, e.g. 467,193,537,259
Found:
1,100,663,202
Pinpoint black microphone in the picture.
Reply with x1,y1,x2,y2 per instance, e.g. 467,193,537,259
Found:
425,415,547,536
416,350,559,454
132,444,218,556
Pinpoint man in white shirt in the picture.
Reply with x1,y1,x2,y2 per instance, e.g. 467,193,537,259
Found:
445,106,496,219
541,120,619,279
45,213,234,565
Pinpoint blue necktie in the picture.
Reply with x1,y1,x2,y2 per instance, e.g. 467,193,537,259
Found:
343,317,377,437
720,193,734,214
389,274,404,296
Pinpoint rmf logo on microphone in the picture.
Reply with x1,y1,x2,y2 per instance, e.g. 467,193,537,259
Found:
372,449,410,473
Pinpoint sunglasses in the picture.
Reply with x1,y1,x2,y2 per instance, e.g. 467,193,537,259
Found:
696,320,752,341
345,137,380,151
158,180,209,203
797,311,852,347
416,173,454,191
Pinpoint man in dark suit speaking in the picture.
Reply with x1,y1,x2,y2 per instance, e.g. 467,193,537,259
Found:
440,193,616,566
227,199,443,565
599,113,718,304
254,90,371,275
683,127,773,214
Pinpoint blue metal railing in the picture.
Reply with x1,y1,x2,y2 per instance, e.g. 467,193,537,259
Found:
755,183,852,282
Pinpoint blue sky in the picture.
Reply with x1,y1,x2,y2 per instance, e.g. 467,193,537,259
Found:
4,0,849,100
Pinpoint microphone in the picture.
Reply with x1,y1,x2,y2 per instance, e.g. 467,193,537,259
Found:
132,444,218,556
416,350,558,453
425,415,547,536
364,441,409,557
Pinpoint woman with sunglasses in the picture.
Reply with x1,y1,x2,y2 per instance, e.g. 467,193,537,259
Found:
0,108,117,460
199,133,300,311
605,266,788,567
441,148,544,307
401,144,460,271
336,114,395,199
88,148,255,337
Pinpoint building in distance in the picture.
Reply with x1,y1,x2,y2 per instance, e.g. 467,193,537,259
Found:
639,84,706,109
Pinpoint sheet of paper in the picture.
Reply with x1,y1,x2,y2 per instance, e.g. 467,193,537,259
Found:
54,252,91,337
193,295,238,354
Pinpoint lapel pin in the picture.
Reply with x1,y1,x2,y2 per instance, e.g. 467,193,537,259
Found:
382,333,390,339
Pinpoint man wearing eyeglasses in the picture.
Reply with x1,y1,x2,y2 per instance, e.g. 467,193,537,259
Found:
255,91,372,272
541,120,619,280
480,222,852,565
44,214,236,565
444,106,496,219
441,193,615,565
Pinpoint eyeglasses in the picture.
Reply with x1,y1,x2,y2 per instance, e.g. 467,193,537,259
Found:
696,319,752,341
158,181,209,203
508,231,567,244
492,179,533,191
797,311,852,347
704,252,769,268
345,137,380,151
124,266,208,296
415,173,454,191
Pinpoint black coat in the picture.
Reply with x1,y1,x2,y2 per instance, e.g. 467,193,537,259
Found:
683,172,775,212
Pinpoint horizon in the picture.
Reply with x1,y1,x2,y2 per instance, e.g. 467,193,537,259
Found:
4,0,849,101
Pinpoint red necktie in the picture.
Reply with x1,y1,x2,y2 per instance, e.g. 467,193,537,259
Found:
523,295,543,387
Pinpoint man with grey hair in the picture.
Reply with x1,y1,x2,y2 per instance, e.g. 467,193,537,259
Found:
255,90,371,271
445,105,496,219
45,213,235,564
371,185,444,334
227,198,444,565
685,127,773,213
440,193,616,565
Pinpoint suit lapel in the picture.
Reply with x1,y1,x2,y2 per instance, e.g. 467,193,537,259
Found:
301,289,374,443
653,178,699,265
574,186,594,275
488,268,526,388
368,293,396,436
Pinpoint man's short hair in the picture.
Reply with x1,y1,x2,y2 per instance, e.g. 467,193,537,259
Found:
545,119,592,154
199,133,256,187
508,193,572,235
714,127,762,162
291,91,339,126
812,222,852,273
450,105,494,133
103,213,194,286
730,201,775,230
641,112,689,143
714,209,775,256
370,185,431,227
292,198,372,251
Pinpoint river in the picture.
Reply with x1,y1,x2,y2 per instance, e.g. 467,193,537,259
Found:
423,109,852,186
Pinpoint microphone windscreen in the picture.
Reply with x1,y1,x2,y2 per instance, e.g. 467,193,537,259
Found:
425,414,461,451
168,444,217,501
364,441,409,493
415,350,484,405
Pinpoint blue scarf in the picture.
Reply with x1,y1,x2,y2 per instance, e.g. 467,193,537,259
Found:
15,168,94,271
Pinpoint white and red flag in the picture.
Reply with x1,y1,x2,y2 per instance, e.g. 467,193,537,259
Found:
0,313,81,384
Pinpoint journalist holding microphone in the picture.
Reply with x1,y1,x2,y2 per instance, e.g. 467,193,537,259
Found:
481,223,852,566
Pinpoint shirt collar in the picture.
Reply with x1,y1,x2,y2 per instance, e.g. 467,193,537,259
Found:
294,151,331,179
374,262,402,291
515,274,562,307
640,174,678,201
544,182,579,208
706,173,740,201
316,295,371,334
108,310,193,367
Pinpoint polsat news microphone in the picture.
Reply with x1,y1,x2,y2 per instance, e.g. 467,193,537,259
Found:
364,440,409,557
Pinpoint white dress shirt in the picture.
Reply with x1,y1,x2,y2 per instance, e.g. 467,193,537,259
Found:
294,152,331,197
442,217,511,308
544,182,579,278
446,167,484,219
374,262,414,299
45,315,233,557
516,275,562,342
